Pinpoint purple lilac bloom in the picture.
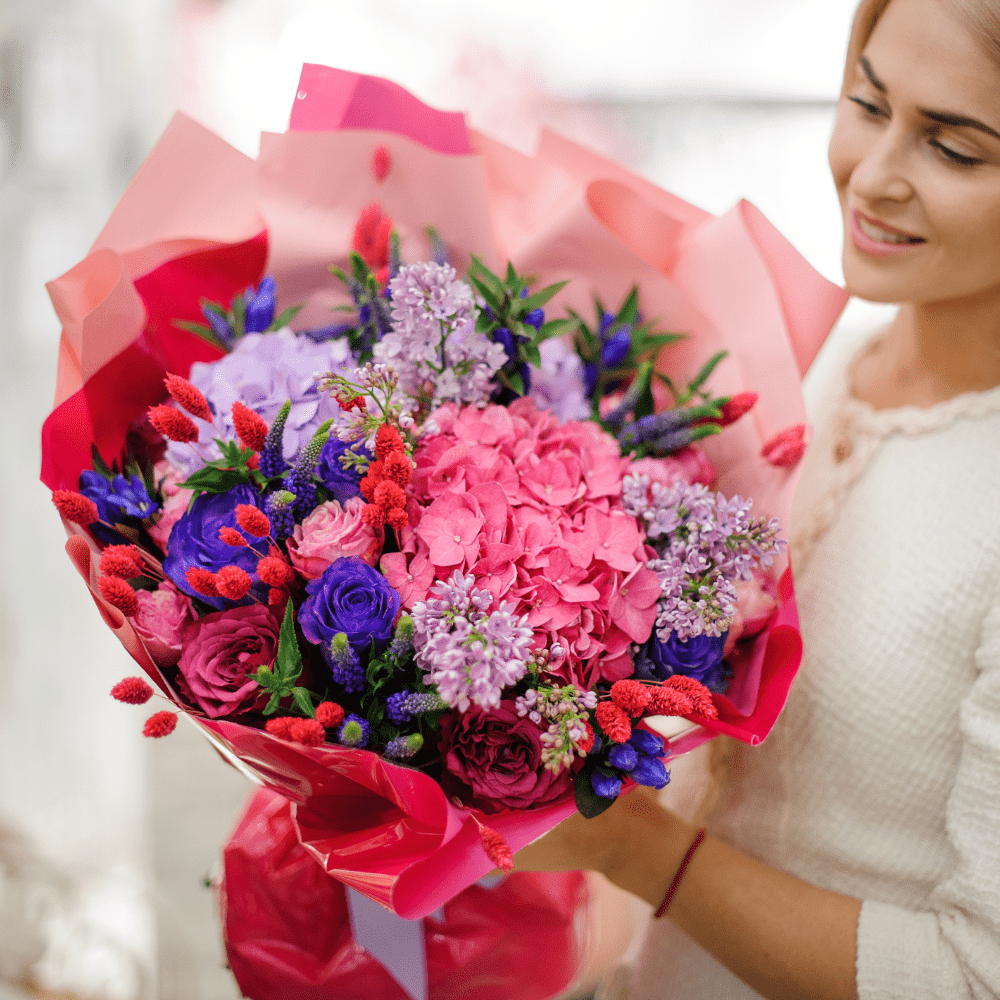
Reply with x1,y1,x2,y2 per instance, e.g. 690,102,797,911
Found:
374,262,505,410
528,338,591,423
623,476,785,640
386,690,447,725
410,570,533,713
165,329,355,477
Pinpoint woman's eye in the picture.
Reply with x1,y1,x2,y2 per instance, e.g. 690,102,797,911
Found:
848,95,885,117
930,140,983,166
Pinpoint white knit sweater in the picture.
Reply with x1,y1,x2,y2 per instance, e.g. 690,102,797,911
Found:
621,325,1000,1000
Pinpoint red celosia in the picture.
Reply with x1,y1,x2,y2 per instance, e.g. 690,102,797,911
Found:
339,395,366,412
185,567,219,598
761,424,807,468
610,679,652,719
219,526,248,547
577,720,596,755
148,404,199,444
383,450,412,488
289,718,326,747
646,685,694,717
163,373,211,421
359,463,381,502
265,717,294,739
99,545,145,579
315,701,346,728
373,480,406,511
361,503,387,528
718,392,758,426
256,555,292,588
143,711,178,738
235,504,270,538
386,507,408,531
375,423,404,461
268,588,285,607
110,676,153,705
52,490,99,525
215,565,252,601
352,202,393,269
98,576,139,617
231,401,269,452
478,825,514,873
595,701,632,743
663,675,718,719
372,145,391,182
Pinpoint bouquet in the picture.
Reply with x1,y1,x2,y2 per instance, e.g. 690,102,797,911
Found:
41,66,847,936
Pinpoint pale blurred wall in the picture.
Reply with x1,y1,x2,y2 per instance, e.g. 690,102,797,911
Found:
0,2,889,997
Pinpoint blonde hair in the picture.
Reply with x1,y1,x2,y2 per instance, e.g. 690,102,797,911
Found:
842,0,1000,96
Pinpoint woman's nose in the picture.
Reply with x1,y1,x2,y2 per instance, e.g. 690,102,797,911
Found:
849,128,914,204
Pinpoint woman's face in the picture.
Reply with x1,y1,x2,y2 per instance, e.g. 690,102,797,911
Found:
829,0,1000,306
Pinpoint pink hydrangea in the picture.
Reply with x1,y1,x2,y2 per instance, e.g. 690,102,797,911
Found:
132,580,194,667
286,497,383,580
148,459,193,552
628,445,715,488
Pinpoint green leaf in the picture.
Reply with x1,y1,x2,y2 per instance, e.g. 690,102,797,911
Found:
574,766,617,819
172,319,227,350
291,687,315,718
633,362,656,420
255,666,274,685
469,256,505,299
523,340,542,369
505,260,517,285
91,444,115,482
351,252,372,285
201,300,229,319
687,350,729,394
270,304,304,331
635,332,684,351
536,318,580,343
520,280,569,312
508,370,525,396
276,601,303,684
177,466,250,494
231,292,247,339
616,286,641,325
467,274,502,313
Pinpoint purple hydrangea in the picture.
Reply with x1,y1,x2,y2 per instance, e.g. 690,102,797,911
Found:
165,329,355,477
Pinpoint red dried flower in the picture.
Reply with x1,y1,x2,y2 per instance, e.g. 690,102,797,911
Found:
383,450,412,488
315,701,345,728
215,565,252,601
268,588,285,607
98,576,139,617
595,701,632,743
372,145,391,182
352,202,393,269
718,392,758,426
148,404,199,444
219,526,248,547
185,567,220,598
289,718,326,747
235,504,270,538
163,373,211,421
361,503,387,528
577,721,595,755
478,825,514,873
663,676,718,719
646,685,693,717
386,507,408,531
610,679,652,719
143,711,178,738
265,717,294,739
231,401,269,452
373,480,406,511
339,395,366,412
256,556,292,588
99,545,145,579
52,490,100,526
761,424,807,468
375,423,404,461
110,676,153,705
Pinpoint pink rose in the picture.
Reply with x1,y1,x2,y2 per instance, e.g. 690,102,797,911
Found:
439,701,572,813
176,604,279,718
723,572,779,657
148,459,193,551
286,497,383,580
132,581,194,667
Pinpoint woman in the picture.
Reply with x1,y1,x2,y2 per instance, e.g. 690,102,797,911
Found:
517,1,1000,997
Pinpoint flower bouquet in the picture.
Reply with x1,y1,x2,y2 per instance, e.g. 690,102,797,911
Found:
41,64,847,943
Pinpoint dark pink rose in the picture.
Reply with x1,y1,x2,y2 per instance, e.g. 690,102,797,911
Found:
439,700,572,814
176,604,279,718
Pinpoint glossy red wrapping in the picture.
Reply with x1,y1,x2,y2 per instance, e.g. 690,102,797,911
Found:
220,788,587,1000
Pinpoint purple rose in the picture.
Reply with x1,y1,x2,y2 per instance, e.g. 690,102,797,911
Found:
298,556,400,660
640,630,730,693
316,438,368,504
162,485,270,610
176,604,279,717
439,700,572,814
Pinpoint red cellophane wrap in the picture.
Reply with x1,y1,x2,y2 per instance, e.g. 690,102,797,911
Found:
221,787,587,1000
40,65,847,922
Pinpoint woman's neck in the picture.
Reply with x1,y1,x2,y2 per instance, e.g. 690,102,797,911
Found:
851,298,1000,410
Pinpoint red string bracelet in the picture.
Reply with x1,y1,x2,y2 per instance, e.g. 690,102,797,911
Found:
654,827,706,919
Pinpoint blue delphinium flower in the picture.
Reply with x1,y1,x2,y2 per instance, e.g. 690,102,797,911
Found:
590,770,623,799
593,728,671,798
244,276,276,334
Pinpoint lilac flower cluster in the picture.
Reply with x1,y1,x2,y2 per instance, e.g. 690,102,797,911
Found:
622,476,785,640
528,338,592,423
515,684,598,773
167,329,353,477
373,263,505,410
386,690,447,725
410,571,533,713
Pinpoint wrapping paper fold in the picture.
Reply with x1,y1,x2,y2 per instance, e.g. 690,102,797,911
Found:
41,65,847,921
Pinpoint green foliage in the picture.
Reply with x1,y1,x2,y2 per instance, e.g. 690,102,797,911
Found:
252,603,313,716
177,438,267,504
328,252,390,362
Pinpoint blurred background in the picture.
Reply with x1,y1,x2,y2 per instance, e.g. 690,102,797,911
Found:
0,0,893,997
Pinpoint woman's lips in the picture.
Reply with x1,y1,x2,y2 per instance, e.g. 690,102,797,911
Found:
850,210,926,257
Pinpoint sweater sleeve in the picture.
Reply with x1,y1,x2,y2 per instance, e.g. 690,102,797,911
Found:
855,587,1000,1000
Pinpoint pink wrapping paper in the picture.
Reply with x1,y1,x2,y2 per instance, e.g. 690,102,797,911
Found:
41,65,847,918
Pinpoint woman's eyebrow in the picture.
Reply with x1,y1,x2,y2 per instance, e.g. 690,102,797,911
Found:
859,53,1000,141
